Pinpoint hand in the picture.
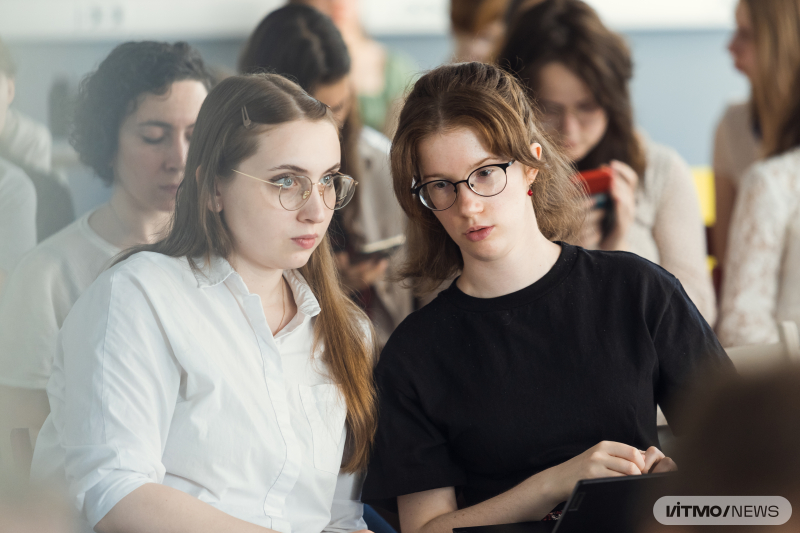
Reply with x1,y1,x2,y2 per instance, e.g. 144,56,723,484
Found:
641,446,678,473
335,252,390,293
548,441,647,502
601,160,638,251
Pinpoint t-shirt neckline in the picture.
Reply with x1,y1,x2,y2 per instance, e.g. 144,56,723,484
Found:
440,242,578,312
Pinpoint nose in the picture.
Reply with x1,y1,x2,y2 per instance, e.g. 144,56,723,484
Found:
562,111,582,139
298,182,327,224
165,133,190,172
454,181,483,216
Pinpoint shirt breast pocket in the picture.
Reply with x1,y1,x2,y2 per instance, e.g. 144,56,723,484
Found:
299,383,347,474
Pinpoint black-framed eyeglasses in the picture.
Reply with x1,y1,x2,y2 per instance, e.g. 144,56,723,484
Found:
231,169,358,211
411,160,515,211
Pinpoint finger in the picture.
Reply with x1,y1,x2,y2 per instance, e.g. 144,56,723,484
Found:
643,447,665,473
603,442,646,472
651,457,678,473
598,455,643,476
609,160,639,188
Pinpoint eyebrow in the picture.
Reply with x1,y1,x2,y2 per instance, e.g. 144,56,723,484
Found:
138,120,174,129
268,163,341,174
421,156,494,181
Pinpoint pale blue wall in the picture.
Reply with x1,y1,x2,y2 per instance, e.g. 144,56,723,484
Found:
7,27,747,170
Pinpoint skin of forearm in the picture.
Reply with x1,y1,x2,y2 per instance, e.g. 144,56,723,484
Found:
403,468,565,533
95,483,278,533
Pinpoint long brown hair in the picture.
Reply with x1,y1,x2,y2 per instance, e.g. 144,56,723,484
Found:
117,73,377,471
391,62,586,295
745,0,800,156
497,0,647,178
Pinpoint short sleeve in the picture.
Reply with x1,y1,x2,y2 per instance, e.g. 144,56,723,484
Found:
718,164,790,347
362,352,467,510
0,248,67,389
651,279,734,435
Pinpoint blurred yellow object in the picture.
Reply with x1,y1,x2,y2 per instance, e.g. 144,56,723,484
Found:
707,255,718,272
692,166,716,227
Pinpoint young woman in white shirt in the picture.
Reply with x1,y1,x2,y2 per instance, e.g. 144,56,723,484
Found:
0,42,212,450
31,72,377,533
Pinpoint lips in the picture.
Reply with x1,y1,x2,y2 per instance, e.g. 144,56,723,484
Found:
465,225,493,242
291,234,318,249
160,184,180,195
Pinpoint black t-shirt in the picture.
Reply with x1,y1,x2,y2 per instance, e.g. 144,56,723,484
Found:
362,243,733,509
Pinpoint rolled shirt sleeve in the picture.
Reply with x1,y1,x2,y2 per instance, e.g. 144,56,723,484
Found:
46,263,182,527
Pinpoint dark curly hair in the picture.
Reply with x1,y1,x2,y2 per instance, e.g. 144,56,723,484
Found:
71,41,213,185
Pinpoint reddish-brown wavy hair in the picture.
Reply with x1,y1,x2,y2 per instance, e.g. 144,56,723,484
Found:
391,62,586,295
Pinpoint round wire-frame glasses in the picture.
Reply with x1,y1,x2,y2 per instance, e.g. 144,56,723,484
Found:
231,169,358,211
411,160,515,211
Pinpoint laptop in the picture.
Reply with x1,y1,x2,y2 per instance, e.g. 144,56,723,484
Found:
453,473,673,533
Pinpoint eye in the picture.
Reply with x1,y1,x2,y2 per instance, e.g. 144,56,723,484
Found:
320,174,336,186
430,181,450,190
142,136,165,145
271,175,296,188
476,167,495,178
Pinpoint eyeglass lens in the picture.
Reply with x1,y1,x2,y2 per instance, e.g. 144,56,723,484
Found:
278,174,357,211
419,164,508,211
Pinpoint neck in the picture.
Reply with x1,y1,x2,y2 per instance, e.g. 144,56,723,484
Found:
90,188,172,249
228,251,285,301
456,229,562,299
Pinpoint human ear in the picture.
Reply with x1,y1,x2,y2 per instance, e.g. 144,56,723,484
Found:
530,142,542,160
526,142,543,185
198,166,223,213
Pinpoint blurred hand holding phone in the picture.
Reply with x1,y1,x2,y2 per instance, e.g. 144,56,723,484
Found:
576,166,616,242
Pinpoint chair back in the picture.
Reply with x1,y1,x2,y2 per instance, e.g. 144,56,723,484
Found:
725,321,800,372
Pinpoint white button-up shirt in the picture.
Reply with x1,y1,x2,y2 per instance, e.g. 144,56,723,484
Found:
31,252,367,533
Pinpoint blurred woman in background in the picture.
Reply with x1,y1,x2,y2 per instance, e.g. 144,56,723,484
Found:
0,38,36,292
0,42,211,451
288,0,417,137
498,0,716,324
717,2,800,347
240,3,412,347
449,0,509,63
712,0,800,273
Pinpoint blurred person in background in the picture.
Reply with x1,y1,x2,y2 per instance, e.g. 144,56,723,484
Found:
450,0,509,63
0,41,212,459
240,3,412,347
0,38,36,291
640,366,800,532
0,37,52,174
717,2,800,347
711,0,800,273
288,0,417,137
498,0,716,324
31,71,376,533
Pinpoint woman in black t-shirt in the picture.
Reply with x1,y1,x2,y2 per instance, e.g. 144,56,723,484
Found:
362,62,733,531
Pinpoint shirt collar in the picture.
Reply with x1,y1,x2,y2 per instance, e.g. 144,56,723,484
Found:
193,255,321,318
